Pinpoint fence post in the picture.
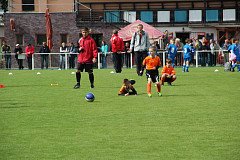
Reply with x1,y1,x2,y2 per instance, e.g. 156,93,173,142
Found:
162,51,165,66
65,53,68,70
32,54,34,70
98,52,100,69
130,52,133,69
196,51,198,68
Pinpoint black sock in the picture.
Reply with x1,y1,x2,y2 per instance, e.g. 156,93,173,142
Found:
76,72,81,84
89,73,94,84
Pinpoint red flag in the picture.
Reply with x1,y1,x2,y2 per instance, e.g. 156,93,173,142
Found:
45,8,53,50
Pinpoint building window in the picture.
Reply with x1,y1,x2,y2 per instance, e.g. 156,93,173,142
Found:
174,10,187,22
140,11,153,23
157,11,170,22
36,34,46,45
189,10,202,22
104,11,120,23
16,34,23,45
60,34,68,43
223,9,236,21
22,0,34,11
206,10,219,22
123,11,136,23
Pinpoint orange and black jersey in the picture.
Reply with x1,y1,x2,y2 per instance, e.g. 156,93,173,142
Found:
142,55,161,70
118,84,137,95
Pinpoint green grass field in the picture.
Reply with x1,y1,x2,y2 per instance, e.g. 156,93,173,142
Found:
0,67,240,160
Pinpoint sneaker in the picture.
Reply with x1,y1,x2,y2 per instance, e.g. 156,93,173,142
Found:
90,84,94,89
167,82,172,86
158,92,162,97
73,83,80,89
148,94,152,97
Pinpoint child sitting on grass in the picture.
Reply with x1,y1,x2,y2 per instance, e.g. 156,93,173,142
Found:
118,79,137,96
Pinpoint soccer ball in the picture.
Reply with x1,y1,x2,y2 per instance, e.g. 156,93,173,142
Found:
85,92,95,102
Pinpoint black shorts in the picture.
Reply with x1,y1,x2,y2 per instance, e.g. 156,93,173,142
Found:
146,70,159,83
77,63,93,73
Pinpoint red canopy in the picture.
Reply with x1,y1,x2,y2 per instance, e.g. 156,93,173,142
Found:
45,8,53,50
118,20,163,41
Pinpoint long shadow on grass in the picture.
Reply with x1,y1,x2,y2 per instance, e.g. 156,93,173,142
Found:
6,84,46,88
0,104,30,109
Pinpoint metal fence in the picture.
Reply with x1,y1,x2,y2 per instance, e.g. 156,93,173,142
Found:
0,50,229,70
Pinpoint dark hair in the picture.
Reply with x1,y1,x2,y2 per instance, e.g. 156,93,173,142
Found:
123,79,129,83
113,29,118,34
166,59,172,64
185,38,191,44
81,27,89,32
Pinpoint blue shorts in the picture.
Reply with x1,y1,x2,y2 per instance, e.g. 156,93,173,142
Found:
184,57,191,62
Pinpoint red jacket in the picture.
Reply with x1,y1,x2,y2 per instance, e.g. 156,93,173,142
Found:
78,35,98,63
110,34,124,53
25,46,34,57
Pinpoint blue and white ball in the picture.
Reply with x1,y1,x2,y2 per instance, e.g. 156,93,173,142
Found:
85,92,95,102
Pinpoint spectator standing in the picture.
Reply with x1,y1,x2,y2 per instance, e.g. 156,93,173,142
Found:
25,43,34,70
124,42,131,68
39,42,50,69
68,42,77,69
110,30,124,73
163,30,169,49
73,27,98,89
222,39,231,63
175,38,184,66
59,42,68,70
101,41,109,68
130,24,150,76
2,41,11,69
14,44,24,70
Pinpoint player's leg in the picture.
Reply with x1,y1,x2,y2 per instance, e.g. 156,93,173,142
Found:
182,60,186,72
186,59,189,72
154,74,162,96
74,63,83,89
171,75,177,83
146,71,152,97
160,73,167,85
86,64,94,88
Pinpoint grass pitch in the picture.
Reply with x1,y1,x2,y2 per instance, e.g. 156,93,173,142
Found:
0,67,239,160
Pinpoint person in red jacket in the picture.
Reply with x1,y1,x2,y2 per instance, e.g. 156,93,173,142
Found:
25,43,34,70
74,27,98,89
110,30,124,73
161,59,177,86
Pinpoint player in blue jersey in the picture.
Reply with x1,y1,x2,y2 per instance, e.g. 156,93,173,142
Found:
182,39,192,72
167,39,177,67
228,38,239,72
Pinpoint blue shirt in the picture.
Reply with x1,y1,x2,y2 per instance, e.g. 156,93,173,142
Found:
101,45,108,54
183,44,192,59
228,44,240,61
168,44,177,58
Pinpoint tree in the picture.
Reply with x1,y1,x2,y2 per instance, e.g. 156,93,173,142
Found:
0,0,8,12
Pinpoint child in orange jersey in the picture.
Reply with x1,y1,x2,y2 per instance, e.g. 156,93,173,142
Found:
140,46,162,97
161,59,177,86
118,79,137,96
